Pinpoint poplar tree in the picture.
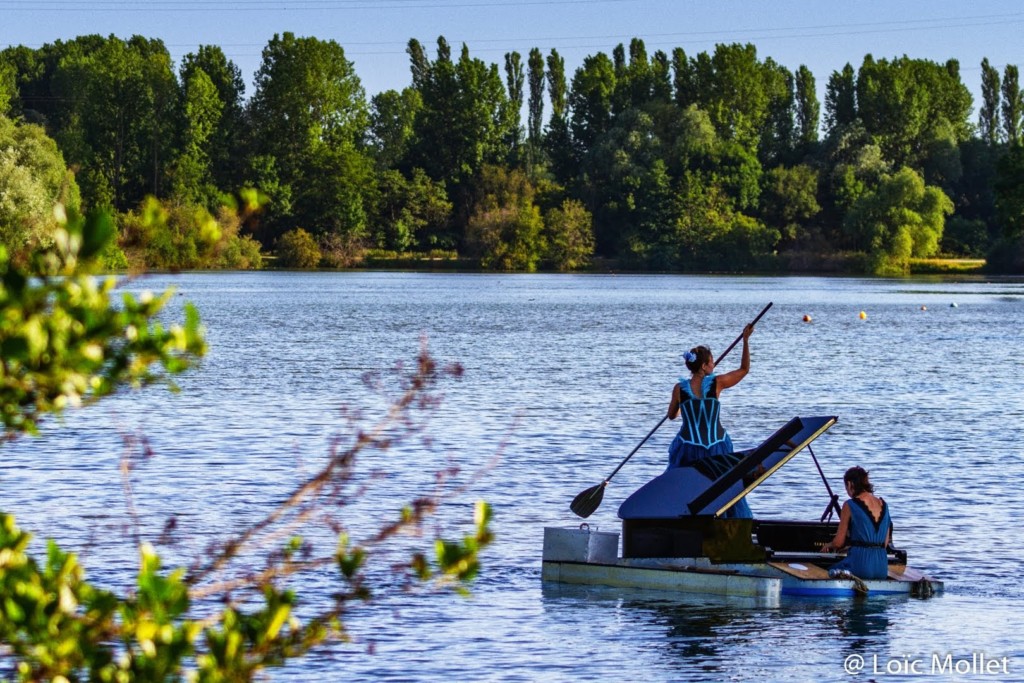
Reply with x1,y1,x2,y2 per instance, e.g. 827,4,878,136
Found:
979,58,1001,145
1001,64,1022,146
504,51,525,165
526,48,546,172
795,65,820,150
651,50,672,103
825,63,857,132
671,47,695,108
546,49,567,121
544,49,574,183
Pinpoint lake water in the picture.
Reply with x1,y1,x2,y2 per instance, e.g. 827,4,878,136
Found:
3,272,1024,681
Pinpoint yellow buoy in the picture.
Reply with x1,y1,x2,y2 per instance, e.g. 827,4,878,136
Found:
802,314,812,323
859,311,867,320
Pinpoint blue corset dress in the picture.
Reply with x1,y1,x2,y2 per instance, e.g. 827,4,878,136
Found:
666,374,751,519
831,498,891,580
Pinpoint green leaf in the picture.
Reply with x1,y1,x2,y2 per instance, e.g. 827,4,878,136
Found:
79,211,116,261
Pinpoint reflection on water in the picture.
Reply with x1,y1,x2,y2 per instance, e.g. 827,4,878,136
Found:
2,272,1024,680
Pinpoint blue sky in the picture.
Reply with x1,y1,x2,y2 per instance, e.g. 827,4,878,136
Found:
3,0,1024,112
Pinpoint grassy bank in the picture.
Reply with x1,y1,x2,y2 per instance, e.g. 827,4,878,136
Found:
908,258,986,275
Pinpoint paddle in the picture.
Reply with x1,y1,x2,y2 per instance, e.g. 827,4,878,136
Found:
569,302,773,518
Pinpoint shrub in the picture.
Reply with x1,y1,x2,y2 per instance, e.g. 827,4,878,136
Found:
275,227,321,268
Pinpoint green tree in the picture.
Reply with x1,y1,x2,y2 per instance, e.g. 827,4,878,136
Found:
371,168,453,251
760,58,796,165
170,67,223,206
504,51,525,165
705,139,763,212
650,50,672,104
546,49,567,123
843,166,953,274
0,115,81,255
240,154,292,246
824,63,857,132
297,143,374,245
248,33,372,246
995,143,1024,239
465,165,544,270
856,55,972,170
989,145,1024,271
0,211,205,434
621,158,678,269
979,58,1001,145
1001,64,1022,146
53,36,178,211
544,49,574,183
118,195,263,270
249,32,369,179
675,174,779,269
823,121,891,214
794,65,820,152
942,216,990,257
526,48,546,173
275,227,322,268
671,47,695,108
663,104,717,176
406,37,514,182
178,45,247,193
950,138,998,245
698,43,773,151
568,52,616,152
0,58,14,115
620,38,655,111
369,87,422,171
543,198,594,270
583,107,661,256
759,164,821,246
405,37,514,240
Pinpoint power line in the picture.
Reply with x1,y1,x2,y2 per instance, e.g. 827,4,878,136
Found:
0,0,639,11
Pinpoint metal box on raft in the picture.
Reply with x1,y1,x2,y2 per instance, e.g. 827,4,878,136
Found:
542,525,619,564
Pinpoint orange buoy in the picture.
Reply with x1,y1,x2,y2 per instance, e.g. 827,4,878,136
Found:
802,314,812,323
859,311,867,320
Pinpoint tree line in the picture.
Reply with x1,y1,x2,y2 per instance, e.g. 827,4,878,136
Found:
3,33,1024,274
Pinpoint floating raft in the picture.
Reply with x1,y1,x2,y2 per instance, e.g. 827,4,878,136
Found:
543,415,943,601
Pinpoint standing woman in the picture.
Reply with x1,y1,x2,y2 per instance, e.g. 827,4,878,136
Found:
666,323,754,518
822,467,892,579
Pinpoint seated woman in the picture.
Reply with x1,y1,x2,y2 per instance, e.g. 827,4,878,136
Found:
822,466,892,580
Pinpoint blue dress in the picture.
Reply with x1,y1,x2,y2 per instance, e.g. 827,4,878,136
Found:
830,498,891,580
666,374,752,519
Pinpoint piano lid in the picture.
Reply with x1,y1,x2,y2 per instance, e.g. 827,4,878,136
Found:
618,415,838,519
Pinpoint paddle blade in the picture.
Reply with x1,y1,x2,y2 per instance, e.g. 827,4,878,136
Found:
570,482,606,518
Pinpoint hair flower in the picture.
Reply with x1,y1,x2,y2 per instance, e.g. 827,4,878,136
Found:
683,350,697,363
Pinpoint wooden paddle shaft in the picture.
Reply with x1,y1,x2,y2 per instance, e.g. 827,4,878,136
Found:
711,302,772,369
